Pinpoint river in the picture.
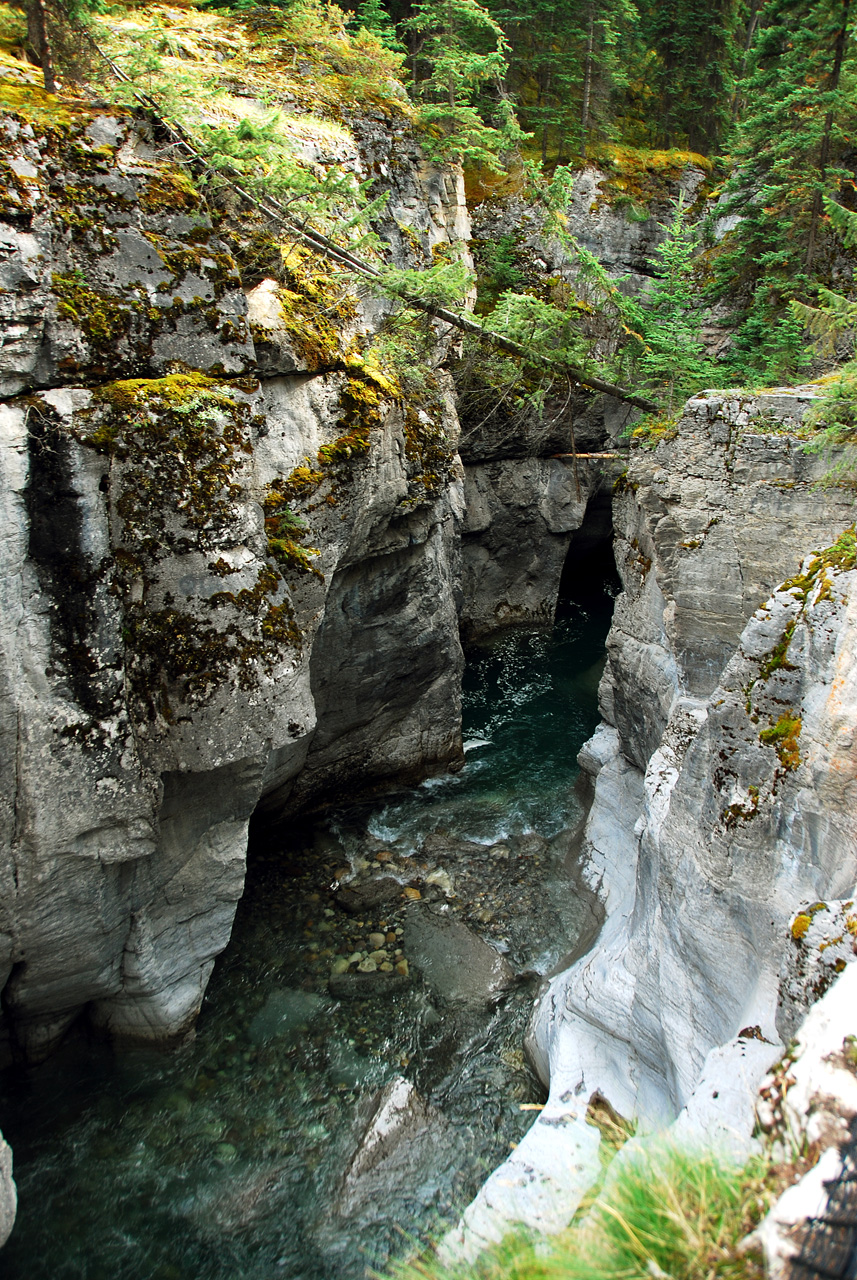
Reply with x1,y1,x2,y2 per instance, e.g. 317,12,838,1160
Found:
0,558,617,1280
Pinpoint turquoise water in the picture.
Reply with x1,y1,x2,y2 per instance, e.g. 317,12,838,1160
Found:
0,567,616,1280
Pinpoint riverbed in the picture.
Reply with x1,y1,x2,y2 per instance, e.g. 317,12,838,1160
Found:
0,567,616,1280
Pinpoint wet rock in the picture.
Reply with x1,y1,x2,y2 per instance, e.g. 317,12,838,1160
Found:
248,989,327,1045
0,1128,15,1247
368,933,386,949
333,877,403,914
328,971,411,1000
338,1076,457,1219
405,908,514,1006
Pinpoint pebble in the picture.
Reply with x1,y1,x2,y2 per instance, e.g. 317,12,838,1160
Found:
369,949,388,962
395,960,409,977
403,887,421,901
385,932,397,944
379,962,394,972
357,958,377,973
347,952,362,965
330,958,349,976
368,933,386,949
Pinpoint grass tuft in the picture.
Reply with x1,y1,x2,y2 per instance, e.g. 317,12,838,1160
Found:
385,1146,769,1280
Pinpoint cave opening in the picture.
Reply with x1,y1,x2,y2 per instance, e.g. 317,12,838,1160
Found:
555,488,622,625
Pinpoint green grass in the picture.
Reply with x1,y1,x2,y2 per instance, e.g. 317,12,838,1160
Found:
385,1146,770,1280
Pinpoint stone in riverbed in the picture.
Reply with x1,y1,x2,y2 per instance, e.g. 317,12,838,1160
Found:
405,907,514,1006
337,1076,461,1219
334,877,403,914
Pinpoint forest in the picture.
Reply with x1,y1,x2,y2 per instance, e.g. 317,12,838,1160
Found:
19,0,857,447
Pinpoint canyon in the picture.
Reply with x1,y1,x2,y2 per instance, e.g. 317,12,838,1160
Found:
0,63,855,1273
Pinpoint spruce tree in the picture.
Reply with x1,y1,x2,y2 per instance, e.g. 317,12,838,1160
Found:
712,0,857,373
403,0,527,167
627,198,713,410
635,0,742,152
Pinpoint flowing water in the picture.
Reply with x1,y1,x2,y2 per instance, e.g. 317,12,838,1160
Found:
0,564,618,1280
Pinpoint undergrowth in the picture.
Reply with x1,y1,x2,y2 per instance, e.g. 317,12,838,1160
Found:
385,1146,771,1280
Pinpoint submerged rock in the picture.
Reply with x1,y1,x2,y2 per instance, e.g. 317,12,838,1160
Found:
328,971,410,1000
337,1076,455,1219
333,877,404,914
404,907,514,1006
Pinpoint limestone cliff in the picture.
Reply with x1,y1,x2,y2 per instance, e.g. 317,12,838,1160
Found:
0,83,471,1066
445,389,857,1256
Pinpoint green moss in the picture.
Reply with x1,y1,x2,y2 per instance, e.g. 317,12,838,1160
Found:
780,526,856,603
275,246,359,371
759,711,802,771
759,618,798,681
630,410,681,448
74,373,304,711
139,166,202,215
124,576,301,709
723,784,760,828
262,491,323,578
52,271,143,350
400,402,454,507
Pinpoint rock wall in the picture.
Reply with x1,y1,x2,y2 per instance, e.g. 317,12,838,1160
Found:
445,389,857,1255
542,390,857,1118
459,457,618,641
0,92,471,1067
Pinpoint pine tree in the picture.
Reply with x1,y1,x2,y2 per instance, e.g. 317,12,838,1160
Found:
627,198,713,410
712,0,857,367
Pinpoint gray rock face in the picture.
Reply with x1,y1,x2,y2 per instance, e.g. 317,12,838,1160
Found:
0,99,470,1076
449,391,857,1251
605,389,856,769
555,396,857,1126
460,457,619,640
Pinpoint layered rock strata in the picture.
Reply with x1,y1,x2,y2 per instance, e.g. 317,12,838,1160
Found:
445,389,857,1255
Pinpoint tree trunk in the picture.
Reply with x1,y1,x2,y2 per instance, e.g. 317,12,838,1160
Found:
580,8,595,159
28,0,57,91
731,0,761,120
806,0,851,270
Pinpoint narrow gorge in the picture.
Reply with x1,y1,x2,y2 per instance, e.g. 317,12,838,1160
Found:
1,3,856,1276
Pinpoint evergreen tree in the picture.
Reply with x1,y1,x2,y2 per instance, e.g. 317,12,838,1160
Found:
349,0,405,51
712,0,857,370
403,0,527,167
487,0,637,161
635,0,743,151
627,198,713,409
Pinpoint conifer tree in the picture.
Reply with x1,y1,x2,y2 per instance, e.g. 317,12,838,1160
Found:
627,198,713,409
403,0,526,167
712,0,857,366
635,0,742,151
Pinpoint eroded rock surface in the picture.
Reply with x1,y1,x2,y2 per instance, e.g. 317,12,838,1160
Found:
0,96,469,1072
447,391,857,1253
